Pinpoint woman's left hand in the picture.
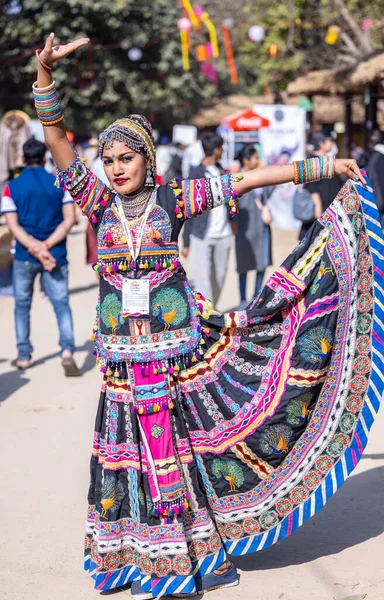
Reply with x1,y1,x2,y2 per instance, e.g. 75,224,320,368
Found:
335,159,367,185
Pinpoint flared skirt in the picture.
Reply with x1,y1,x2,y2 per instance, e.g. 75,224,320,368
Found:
84,180,384,597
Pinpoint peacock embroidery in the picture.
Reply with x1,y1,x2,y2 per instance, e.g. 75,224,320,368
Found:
260,424,292,456
100,474,125,518
297,326,333,364
151,288,188,331
286,393,312,425
310,260,334,294
100,293,125,335
211,459,245,493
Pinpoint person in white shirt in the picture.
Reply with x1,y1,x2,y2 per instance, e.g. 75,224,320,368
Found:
181,133,231,307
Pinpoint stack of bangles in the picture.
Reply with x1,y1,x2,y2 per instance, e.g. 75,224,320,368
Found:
292,156,336,185
32,79,63,127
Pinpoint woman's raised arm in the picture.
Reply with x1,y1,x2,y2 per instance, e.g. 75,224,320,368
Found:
34,33,90,171
232,158,367,196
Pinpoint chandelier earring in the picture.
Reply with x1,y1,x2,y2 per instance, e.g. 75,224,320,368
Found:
145,168,155,187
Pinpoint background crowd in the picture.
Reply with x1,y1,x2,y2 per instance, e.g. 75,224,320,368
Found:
0,123,383,373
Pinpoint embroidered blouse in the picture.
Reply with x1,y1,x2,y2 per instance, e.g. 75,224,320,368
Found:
57,156,239,373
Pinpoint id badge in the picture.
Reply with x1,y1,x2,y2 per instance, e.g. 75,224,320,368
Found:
122,278,150,315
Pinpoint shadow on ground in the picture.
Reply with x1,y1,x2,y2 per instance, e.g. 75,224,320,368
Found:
69,281,98,296
0,369,29,404
79,339,97,376
26,339,96,374
232,465,384,571
0,338,96,403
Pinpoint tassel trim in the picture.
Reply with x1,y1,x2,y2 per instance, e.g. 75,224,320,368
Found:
151,493,190,518
92,256,182,274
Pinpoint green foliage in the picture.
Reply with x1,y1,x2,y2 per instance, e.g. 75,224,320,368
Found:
232,0,383,93
1,0,383,133
0,0,218,133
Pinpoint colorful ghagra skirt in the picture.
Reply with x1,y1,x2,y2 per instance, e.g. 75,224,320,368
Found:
84,180,384,597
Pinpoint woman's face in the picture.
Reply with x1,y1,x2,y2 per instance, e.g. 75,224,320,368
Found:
101,139,148,195
243,152,259,171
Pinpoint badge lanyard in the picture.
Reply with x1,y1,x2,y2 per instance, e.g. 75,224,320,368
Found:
115,187,157,268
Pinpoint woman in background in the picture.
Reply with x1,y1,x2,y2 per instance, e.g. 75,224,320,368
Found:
233,145,272,309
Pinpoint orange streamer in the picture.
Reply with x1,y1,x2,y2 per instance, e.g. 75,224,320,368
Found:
222,25,238,85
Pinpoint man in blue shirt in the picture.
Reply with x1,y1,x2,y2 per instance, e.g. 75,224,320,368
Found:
2,138,80,375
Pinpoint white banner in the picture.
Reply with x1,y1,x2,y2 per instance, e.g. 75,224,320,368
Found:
255,105,306,230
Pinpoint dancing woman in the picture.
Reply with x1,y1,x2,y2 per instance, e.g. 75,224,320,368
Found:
33,34,383,599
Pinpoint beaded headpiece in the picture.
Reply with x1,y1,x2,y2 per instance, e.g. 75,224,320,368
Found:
99,114,156,187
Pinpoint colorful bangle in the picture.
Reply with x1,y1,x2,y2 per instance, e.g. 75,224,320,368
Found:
32,80,64,126
293,156,336,185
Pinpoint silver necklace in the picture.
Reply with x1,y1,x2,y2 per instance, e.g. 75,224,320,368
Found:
120,187,152,218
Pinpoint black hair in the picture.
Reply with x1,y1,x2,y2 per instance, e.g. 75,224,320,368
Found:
310,132,330,151
23,137,46,166
201,132,224,157
371,129,384,147
237,144,258,167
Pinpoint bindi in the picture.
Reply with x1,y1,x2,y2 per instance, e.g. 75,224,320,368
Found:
111,154,115,158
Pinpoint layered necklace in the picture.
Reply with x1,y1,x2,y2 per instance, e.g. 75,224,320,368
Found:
120,187,152,219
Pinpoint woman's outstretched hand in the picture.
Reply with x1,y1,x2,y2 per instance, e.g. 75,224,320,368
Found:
38,32,90,68
335,158,367,186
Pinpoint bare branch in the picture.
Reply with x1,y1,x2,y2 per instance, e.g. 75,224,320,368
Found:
338,53,361,67
333,0,372,54
339,31,361,58
286,0,296,53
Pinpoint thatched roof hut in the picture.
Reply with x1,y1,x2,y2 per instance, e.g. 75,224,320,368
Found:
286,53,384,155
190,94,276,127
312,95,365,124
286,53,384,96
349,53,384,86
286,70,351,96
190,94,367,128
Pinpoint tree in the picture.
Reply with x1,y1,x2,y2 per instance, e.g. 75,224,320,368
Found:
1,0,383,133
229,0,383,94
0,0,219,134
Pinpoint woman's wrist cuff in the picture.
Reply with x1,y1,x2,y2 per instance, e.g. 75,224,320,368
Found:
32,79,56,93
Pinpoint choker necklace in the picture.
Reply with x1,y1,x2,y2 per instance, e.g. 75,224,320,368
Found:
120,187,152,218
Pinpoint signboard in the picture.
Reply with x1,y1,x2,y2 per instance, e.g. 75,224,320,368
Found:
172,124,198,146
223,109,270,131
254,105,306,230
254,104,306,164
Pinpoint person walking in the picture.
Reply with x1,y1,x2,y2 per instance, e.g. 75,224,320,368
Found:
182,132,231,307
299,132,343,240
1,137,80,375
366,129,384,228
233,145,272,309
32,34,382,600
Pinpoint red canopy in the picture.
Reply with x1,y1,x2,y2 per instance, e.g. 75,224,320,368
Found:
223,108,270,131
